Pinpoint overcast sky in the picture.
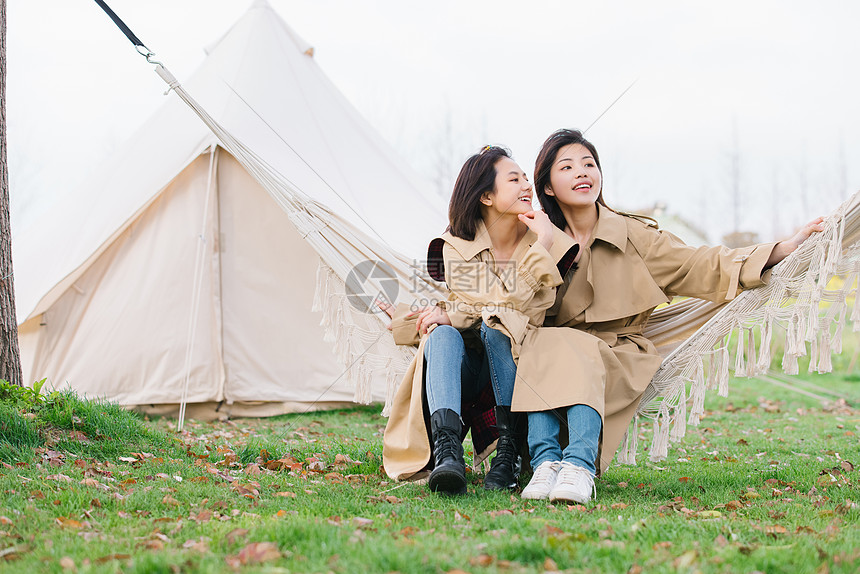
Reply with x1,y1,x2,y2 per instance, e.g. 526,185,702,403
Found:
8,0,860,244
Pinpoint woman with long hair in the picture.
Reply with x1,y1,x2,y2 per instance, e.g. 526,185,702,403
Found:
382,146,578,494
514,129,823,504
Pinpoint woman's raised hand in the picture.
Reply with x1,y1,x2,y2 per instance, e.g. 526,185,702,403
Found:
414,305,452,335
767,216,826,268
518,210,555,252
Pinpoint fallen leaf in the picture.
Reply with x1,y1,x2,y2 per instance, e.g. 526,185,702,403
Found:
486,509,514,517
59,556,76,571
93,554,131,564
611,503,629,510
470,554,494,567
273,491,296,498
0,544,30,561
766,525,787,537
79,478,109,491
672,550,698,568
352,517,374,528
55,517,84,529
139,539,164,551
236,542,281,565
0,517,12,526
46,474,72,482
697,510,722,519
543,557,559,571
244,464,262,476
162,495,180,507
183,538,209,552
542,525,565,537
678,477,691,483
225,528,249,545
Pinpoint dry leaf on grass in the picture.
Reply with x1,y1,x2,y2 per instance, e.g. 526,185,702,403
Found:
55,517,84,529
469,554,494,567
231,542,281,565
45,474,72,482
225,528,249,545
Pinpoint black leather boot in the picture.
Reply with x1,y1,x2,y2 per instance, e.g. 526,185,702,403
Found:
428,409,467,495
483,406,523,491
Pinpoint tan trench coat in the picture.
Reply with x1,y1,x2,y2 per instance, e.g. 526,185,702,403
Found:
512,206,777,474
382,221,578,481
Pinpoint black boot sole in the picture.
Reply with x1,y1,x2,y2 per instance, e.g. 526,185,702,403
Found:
429,469,467,495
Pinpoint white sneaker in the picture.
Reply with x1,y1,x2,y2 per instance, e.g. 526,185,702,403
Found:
521,461,561,500
549,461,595,503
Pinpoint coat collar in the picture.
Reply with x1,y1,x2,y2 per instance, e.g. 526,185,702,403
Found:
427,218,579,282
590,204,628,253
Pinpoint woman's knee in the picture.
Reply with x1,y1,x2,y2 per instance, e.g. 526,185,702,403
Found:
425,325,463,352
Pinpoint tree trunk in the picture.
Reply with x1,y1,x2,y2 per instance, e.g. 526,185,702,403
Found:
0,0,22,386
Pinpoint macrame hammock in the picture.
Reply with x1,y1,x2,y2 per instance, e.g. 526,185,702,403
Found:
95,1,860,463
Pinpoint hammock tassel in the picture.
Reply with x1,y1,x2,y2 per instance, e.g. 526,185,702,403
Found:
624,416,639,465
707,349,719,391
672,385,688,440
807,333,819,373
734,327,746,377
746,327,758,376
818,320,833,373
618,416,639,465
782,351,799,376
805,288,821,342
795,312,809,355
717,343,730,397
755,315,773,374
649,402,671,462
687,361,706,428
832,299,846,354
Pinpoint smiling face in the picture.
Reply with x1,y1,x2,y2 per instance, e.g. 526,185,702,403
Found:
545,144,602,210
480,156,534,218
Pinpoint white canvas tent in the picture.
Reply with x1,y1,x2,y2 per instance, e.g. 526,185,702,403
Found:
14,0,446,417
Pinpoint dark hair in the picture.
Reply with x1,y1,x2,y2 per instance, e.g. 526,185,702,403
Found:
534,129,607,231
448,146,511,240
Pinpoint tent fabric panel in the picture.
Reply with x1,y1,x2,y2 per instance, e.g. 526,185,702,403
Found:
18,317,41,386
215,153,365,404
27,156,222,404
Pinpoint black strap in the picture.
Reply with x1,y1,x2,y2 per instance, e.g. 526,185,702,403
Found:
93,0,148,51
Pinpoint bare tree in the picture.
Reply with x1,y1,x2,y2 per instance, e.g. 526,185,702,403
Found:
0,0,22,386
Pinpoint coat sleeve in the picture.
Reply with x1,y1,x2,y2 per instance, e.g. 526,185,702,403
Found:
389,303,421,346
442,240,565,344
629,222,777,302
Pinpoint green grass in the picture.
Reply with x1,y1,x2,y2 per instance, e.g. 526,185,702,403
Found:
0,376,858,573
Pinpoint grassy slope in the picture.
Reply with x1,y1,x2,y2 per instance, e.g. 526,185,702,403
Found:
0,374,858,574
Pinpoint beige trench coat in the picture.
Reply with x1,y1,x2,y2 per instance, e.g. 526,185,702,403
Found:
382,221,578,481
513,206,777,474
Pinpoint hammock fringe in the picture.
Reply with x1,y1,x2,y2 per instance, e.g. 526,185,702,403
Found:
625,191,860,465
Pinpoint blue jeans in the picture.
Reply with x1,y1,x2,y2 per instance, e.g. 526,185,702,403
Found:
480,322,515,407
423,323,517,414
528,404,602,474
424,325,486,415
